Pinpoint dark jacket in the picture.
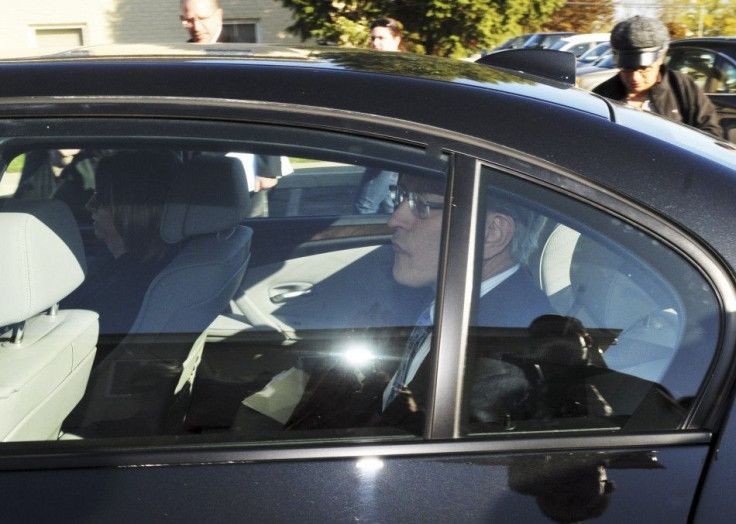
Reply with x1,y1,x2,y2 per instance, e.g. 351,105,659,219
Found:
186,30,234,44
63,250,173,336
476,267,554,328
593,66,723,138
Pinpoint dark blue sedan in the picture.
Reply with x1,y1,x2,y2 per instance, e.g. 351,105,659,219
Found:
0,44,735,522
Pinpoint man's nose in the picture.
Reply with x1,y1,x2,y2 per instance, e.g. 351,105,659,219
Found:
85,193,98,212
387,201,413,229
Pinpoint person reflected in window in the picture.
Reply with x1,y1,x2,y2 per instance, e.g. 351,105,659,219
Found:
14,149,79,200
353,18,406,214
14,149,110,224
63,151,179,336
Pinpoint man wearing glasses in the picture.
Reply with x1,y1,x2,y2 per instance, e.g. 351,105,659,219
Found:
180,0,229,44
593,16,722,137
380,174,552,423
281,173,553,432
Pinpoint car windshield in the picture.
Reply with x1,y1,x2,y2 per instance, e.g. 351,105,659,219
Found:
592,52,616,68
578,42,611,62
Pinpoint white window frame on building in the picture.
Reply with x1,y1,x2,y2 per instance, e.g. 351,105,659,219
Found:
31,25,86,49
222,20,260,43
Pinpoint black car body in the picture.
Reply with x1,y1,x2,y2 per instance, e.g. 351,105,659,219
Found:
0,45,736,522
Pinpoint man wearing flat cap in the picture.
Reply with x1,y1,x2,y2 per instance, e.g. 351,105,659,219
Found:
594,16,722,137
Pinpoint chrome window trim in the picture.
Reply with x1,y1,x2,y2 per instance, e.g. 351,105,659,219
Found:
0,431,711,471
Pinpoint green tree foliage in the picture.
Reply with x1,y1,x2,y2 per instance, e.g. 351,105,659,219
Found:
541,0,614,32
279,0,566,57
661,0,736,37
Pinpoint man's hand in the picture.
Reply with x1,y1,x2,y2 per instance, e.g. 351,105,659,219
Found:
254,176,279,192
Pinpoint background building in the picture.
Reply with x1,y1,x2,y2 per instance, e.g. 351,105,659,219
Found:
0,0,302,55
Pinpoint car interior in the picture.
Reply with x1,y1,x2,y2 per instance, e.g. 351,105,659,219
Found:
0,127,720,444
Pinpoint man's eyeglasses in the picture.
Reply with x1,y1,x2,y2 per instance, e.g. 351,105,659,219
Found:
390,185,443,219
180,11,217,27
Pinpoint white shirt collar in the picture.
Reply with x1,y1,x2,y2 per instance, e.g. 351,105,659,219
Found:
479,263,520,299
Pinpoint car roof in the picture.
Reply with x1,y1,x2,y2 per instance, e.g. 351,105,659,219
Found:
669,37,736,58
557,33,610,45
0,43,733,184
0,43,610,117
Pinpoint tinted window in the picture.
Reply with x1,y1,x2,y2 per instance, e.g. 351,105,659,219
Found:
714,56,736,93
0,125,448,443
667,47,716,90
463,166,720,434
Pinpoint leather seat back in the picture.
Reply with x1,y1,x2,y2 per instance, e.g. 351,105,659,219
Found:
0,199,98,441
70,155,253,437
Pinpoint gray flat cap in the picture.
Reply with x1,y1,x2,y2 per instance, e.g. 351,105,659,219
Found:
611,16,669,68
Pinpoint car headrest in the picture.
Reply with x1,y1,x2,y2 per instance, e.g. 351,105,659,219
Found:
0,199,86,326
569,235,659,329
160,155,251,244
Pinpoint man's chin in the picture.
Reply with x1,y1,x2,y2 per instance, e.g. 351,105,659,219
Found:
393,267,428,288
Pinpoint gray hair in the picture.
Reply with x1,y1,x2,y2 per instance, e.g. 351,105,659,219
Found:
487,193,546,264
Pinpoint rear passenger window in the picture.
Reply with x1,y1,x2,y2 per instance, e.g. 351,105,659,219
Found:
464,166,720,434
0,127,448,443
4,149,398,219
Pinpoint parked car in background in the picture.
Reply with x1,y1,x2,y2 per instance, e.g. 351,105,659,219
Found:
667,37,736,141
494,32,576,52
576,41,611,67
495,34,535,51
576,52,618,89
520,31,577,50
0,44,736,522
550,33,611,58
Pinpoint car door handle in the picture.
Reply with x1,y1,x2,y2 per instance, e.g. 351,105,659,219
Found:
269,283,313,304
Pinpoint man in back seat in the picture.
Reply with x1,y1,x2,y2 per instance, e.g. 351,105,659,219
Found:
285,174,553,432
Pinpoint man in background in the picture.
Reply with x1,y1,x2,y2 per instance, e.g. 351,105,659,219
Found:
181,0,291,215
180,0,229,44
594,16,722,137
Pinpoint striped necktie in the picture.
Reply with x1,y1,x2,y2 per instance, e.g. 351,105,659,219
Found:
383,306,433,410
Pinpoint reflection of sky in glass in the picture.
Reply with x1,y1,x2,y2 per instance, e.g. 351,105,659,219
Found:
612,103,736,168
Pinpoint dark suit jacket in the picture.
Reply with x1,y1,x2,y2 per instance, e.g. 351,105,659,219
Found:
187,31,235,44
381,267,554,430
476,267,553,327
286,267,554,433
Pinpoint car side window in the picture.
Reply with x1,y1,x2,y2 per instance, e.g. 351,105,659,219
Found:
0,128,448,443
464,166,720,434
667,48,717,91
714,58,736,93
3,149,399,219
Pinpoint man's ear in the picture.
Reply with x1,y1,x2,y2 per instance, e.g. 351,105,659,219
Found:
484,212,515,258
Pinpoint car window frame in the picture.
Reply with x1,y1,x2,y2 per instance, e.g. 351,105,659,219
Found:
0,104,733,470
438,151,736,438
